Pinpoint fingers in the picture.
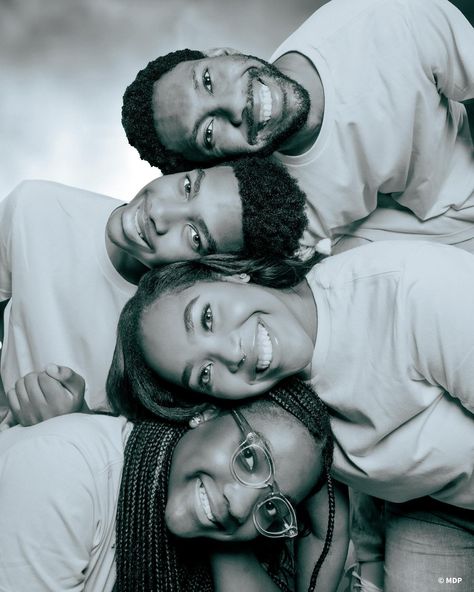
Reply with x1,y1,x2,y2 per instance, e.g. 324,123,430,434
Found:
7,366,86,427
45,364,85,398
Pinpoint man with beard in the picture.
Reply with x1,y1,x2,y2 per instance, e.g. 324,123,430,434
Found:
123,0,474,257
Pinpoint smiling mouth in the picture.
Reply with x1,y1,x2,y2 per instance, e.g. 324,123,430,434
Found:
198,479,218,524
134,204,151,249
258,81,272,128
256,321,273,372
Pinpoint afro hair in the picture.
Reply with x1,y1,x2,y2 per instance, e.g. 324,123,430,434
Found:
122,49,205,174
230,156,308,259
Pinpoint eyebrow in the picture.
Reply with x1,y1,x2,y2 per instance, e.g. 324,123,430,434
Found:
183,295,198,336
181,295,199,389
182,362,193,390
193,169,218,254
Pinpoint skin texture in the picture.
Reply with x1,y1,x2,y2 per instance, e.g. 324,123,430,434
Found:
152,54,310,162
141,278,317,399
105,166,243,282
166,408,321,541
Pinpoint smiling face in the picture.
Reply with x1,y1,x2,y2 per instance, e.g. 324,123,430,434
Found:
166,408,321,540
152,54,310,162
106,166,243,269
140,279,315,400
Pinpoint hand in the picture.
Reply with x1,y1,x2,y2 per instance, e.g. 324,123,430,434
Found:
6,365,86,426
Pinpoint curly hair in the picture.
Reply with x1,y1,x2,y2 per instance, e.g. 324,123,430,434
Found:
114,378,335,592
122,49,205,174
106,254,322,422
231,156,308,259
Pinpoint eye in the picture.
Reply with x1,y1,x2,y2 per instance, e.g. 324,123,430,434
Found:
237,446,258,473
203,68,213,93
199,363,213,389
262,500,278,519
188,226,201,252
183,175,192,198
204,119,214,150
201,304,213,331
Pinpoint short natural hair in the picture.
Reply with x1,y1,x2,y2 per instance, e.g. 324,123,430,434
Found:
122,49,205,174
114,379,335,591
230,156,307,259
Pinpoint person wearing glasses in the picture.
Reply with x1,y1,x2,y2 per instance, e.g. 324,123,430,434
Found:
108,239,474,590
0,379,349,592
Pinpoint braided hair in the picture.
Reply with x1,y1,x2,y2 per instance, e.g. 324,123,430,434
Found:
114,377,335,592
266,378,335,592
114,419,214,591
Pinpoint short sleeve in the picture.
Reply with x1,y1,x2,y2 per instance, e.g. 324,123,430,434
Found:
407,0,474,102
0,435,97,591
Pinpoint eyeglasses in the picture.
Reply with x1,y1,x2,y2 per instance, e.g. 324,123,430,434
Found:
230,409,298,539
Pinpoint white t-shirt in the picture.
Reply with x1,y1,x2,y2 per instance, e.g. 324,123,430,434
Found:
270,0,474,251
306,241,474,508
0,181,136,411
0,414,131,591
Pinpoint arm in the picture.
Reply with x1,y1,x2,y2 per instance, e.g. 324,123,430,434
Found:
295,480,349,592
408,0,474,102
0,431,95,590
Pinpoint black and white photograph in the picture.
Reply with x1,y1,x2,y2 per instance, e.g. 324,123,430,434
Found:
0,1,473,590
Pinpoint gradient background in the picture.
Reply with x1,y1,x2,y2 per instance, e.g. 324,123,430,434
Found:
0,0,329,200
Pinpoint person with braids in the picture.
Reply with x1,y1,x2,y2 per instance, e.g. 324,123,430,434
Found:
0,155,308,428
0,379,349,592
108,239,474,590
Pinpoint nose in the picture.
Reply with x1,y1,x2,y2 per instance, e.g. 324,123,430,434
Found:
223,481,259,525
147,197,188,236
215,332,246,373
216,81,247,126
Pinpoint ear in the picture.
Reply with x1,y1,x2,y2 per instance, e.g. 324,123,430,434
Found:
202,47,242,58
189,405,221,428
220,272,251,284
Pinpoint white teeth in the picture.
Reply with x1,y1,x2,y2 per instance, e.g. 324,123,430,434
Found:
258,83,272,125
134,208,145,242
256,322,272,372
199,481,216,523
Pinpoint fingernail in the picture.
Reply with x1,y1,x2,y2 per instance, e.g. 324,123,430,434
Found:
46,363,59,374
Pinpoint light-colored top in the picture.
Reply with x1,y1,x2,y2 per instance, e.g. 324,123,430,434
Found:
0,413,131,591
0,181,136,411
306,241,474,509
270,0,474,252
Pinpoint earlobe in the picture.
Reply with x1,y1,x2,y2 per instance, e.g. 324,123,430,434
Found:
188,405,220,428
221,272,251,284
203,47,242,58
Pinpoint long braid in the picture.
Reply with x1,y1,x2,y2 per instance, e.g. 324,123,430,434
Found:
115,420,214,591
266,377,336,592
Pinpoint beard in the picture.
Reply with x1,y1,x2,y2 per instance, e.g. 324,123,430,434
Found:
244,56,311,155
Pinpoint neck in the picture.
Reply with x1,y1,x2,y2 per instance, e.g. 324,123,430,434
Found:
273,51,325,155
105,228,149,286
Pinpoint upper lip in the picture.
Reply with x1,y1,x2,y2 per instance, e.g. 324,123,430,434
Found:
137,191,153,249
200,477,239,533
250,318,273,380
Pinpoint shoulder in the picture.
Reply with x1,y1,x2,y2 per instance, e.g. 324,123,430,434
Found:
1,180,123,218
0,414,128,476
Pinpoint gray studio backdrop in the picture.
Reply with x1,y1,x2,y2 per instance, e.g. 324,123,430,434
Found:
0,0,327,200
